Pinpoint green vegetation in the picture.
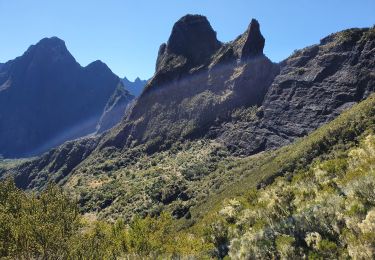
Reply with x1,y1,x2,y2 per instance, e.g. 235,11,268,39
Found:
69,139,232,221
1,94,374,258
0,180,80,259
207,133,375,259
0,179,210,259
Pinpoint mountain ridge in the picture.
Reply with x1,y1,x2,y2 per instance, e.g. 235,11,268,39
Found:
122,76,147,97
2,16,375,223
0,37,133,158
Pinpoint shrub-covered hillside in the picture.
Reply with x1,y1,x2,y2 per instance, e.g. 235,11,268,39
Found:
208,133,375,259
1,94,374,259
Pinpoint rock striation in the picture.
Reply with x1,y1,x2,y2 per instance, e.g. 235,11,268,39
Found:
217,27,375,154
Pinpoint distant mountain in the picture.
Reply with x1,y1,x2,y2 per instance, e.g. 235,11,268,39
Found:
0,63,3,70
0,37,133,158
122,76,147,97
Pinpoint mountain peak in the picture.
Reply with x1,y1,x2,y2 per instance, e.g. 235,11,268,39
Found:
85,60,111,72
164,14,221,66
0,37,133,157
241,18,265,59
37,36,65,46
28,36,68,54
22,36,76,66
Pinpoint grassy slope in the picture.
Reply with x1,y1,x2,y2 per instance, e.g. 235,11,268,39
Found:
183,93,375,235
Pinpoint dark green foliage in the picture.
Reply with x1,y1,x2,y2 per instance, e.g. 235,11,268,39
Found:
0,179,210,258
0,179,80,259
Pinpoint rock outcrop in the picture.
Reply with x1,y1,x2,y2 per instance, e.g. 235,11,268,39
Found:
102,14,278,152
0,37,133,158
241,19,265,59
151,15,223,92
163,15,222,67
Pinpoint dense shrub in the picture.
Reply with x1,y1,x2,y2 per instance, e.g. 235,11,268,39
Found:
208,134,375,259
0,180,210,258
0,180,80,259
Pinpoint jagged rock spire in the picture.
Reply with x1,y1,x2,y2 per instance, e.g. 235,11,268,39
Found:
241,19,265,59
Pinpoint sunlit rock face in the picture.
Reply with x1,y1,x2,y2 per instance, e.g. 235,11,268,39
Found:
0,37,133,158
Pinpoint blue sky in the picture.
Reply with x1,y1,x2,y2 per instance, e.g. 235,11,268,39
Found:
0,0,374,80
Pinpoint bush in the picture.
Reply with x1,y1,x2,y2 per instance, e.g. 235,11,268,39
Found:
0,179,80,259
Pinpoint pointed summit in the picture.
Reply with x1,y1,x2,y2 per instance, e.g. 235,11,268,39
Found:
241,19,265,59
85,60,112,73
163,14,222,66
22,36,77,68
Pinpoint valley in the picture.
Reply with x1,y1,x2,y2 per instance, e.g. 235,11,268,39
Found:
0,8,374,259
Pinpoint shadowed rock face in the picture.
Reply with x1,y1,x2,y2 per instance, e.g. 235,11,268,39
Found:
96,86,134,133
152,15,222,93
241,19,265,59
164,14,222,68
100,14,279,152
217,27,375,155
0,37,133,158
103,19,375,156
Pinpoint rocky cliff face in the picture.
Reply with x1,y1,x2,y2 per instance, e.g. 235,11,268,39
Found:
101,16,279,153
216,27,375,155
0,37,133,158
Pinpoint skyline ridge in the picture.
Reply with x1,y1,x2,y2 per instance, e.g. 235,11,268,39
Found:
1,0,374,79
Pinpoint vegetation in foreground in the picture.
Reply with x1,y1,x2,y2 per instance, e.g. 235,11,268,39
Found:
209,133,375,259
0,179,211,259
0,94,375,259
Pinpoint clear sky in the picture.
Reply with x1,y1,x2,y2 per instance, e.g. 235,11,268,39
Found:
1,0,374,80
